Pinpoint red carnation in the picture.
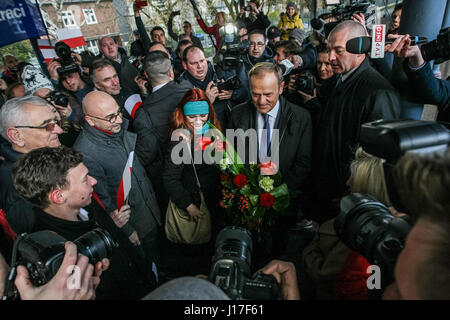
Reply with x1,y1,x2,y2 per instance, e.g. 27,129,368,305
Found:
220,173,230,182
233,174,247,189
195,137,213,151
259,161,278,175
260,193,275,207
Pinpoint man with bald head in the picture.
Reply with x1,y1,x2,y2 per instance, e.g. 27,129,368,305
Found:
73,91,161,271
306,20,400,224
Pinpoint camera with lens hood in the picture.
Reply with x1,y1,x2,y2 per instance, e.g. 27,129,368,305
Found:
421,27,450,63
208,226,280,300
54,41,79,77
44,90,69,108
2,228,117,300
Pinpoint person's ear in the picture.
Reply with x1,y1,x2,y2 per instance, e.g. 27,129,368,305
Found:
6,127,24,147
182,61,187,70
49,189,65,205
169,67,174,80
279,81,285,95
84,115,95,127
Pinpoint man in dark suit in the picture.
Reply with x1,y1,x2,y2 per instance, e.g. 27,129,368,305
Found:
228,62,312,264
133,51,192,211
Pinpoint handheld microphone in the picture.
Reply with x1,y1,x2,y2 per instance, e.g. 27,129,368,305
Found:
346,36,428,54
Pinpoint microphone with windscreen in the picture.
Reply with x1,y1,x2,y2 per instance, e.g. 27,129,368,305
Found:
346,36,428,54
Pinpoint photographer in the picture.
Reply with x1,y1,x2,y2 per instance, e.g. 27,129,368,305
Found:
168,10,203,49
236,1,270,34
47,58,94,119
0,242,108,300
179,45,232,126
12,146,158,299
286,43,337,129
386,34,450,120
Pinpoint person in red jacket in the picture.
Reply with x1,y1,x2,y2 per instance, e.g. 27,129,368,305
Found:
194,9,226,50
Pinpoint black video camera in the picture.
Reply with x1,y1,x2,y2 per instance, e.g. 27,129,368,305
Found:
293,69,315,96
215,24,250,70
208,226,280,300
334,193,411,290
44,90,69,108
54,41,79,76
421,27,450,64
3,228,117,300
332,119,450,296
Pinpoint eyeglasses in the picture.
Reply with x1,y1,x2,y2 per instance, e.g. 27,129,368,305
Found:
86,111,122,123
250,42,265,48
15,119,62,132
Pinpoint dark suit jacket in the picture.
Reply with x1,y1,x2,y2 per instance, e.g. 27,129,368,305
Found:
228,96,312,193
404,60,450,121
133,80,193,178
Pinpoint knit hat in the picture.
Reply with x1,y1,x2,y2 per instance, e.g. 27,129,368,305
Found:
143,277,230,300
267,26,281,40
289,28,307,44
21,65,54,95
286,2,297,10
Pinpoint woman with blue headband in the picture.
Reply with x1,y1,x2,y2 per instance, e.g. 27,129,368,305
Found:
161,88,225,278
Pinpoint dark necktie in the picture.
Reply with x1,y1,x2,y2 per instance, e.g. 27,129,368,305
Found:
264,113,271,156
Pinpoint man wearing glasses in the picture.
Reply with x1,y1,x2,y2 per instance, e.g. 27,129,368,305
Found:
73,91,161,273
242,30,275,73
0,96,63,234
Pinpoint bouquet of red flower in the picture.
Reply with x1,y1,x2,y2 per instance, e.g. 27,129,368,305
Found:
202,124,291,234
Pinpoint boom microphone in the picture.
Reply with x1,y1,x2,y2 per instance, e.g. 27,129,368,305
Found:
346,36,428,54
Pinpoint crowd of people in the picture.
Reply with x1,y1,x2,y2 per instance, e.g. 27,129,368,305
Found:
0,0,449,300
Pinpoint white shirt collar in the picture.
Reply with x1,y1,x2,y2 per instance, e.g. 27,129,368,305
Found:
152,82,169,93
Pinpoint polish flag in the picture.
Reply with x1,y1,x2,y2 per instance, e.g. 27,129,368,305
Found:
56,27,86,48
37,39,57,65
117,151,134,210
124,94,142,119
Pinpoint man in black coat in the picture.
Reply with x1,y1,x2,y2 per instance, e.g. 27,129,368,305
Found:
11,146,157,300
133,51,192,211
90,58,144,129
309,21,400,224
228,62,312,264
179,46,234,127
77,37,140,94
0,96,64,234
168,11,203,49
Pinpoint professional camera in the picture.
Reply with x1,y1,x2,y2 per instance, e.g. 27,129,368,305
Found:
215,75,241,91
215,24,250,70
293,69,315,95
44,90,69,108
3,228,117,299
335,193,411,289
320,0,376,34
208,226,280,300
421,27,450,63
54,41,79,76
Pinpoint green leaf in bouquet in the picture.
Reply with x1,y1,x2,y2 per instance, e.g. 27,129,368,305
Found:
249,194,259,207
240,184,252,195
273,195,290,212
269,183,290,199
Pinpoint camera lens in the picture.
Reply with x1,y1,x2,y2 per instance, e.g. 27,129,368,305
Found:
212,226,253,276
73,228,118,265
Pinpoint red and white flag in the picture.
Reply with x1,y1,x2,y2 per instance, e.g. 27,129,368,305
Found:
37,39,57,65
117,151,134,210
56,27,86,48
124,94,142,119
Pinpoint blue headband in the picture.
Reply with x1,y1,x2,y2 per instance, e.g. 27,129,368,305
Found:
184,101,209,116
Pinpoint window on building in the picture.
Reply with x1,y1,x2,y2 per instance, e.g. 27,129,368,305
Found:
72,46,84,54
83,8,98,25
86,40,100,55
62,11,76,27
